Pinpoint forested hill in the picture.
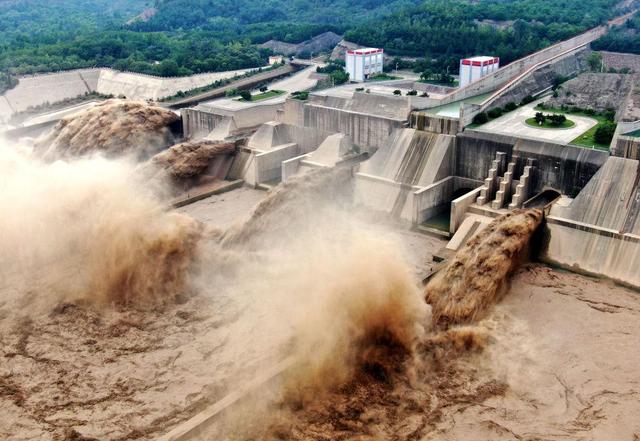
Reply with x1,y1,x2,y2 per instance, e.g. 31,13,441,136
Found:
0,0,634,79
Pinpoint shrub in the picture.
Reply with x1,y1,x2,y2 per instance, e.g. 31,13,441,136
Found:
260,86,268,92
487,107,504,119
225,88,239,97
421,92,429,97
534,112,546,125
604,109,616,121
355,87,365,91
240,90,252,101
548,113,566,126
406,89,418,96
584,108,596,116
505,102,517,111
291,91,309,100
594,122,617,145
393,89,402,95
472,112,489,124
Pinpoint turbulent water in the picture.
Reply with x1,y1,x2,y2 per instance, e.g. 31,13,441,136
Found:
0,146,201,308
151,139,236,180
426,209,543,328
0,99,547,440
218,208,545,440
34,99,180,161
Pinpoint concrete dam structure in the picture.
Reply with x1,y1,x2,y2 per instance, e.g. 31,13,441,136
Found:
0,66,271,131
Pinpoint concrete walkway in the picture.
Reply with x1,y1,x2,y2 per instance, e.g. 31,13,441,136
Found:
477,102,598,144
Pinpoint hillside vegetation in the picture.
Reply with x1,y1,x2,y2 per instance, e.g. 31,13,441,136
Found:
593,12,640,53
0,0,631,77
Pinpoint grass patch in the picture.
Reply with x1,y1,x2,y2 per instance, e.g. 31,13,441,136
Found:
525,117,576,129
368,73,401,81
535,105,613,150
239,89,285,102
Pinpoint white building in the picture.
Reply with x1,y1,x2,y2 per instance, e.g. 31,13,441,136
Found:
346,48,384,82
459,56,500,88
268,55,284,65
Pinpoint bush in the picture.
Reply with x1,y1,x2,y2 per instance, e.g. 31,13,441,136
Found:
604,109,616,121
594,122,617,145
393,89,401,95
472,112,489,124
584,108,596,115
260,86,268,92
225,88,239,97
291,91,309,100
548,113,567,126
421,92,429,97
406,89,418,96
240,90,252,101
355,87,364,91
520,95,535,106
504,102,517,111
534,112,546,125
487,107,504,119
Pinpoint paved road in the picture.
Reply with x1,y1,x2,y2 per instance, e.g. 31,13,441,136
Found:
165,64,298,109
476,101,598,144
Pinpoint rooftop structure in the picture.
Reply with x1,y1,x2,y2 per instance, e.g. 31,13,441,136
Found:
346,48,384,82
459,56,499,88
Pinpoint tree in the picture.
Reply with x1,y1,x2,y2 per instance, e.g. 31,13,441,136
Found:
158,59,179,76
587,51,603,72
240,90,252,101
330,69,349,85
549,113,567,126
534,112,546,125
473,112,489,124
594,122,617,145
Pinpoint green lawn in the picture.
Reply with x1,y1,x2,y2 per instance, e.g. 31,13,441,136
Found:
525,117,576,129
535,105,614,151
368,73,401,81
239,89,285,102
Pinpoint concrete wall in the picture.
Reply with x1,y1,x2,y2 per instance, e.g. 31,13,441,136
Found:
302,103,404,152
248,121,334,154
543,217,640,288
95,68,255,101
614,135,640,160
434,26,606,109
0,66,262,122
487,49,587,111
354,173,417,221
2,69,95,116
450,186,484,233
410,113,460,134
183,104,282,140
456,130,608,196
182,108,229,140
414,176,482,224
254,143,299,183
281,98,306,126
281,154,310,182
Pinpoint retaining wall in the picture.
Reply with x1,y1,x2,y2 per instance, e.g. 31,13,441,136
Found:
455,130,608,196
435,26,606,109
543,217,640,288
413,176,480,224
302,104,404,152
